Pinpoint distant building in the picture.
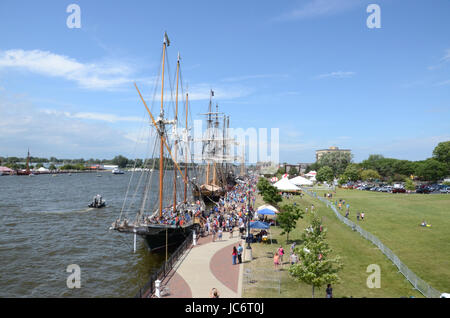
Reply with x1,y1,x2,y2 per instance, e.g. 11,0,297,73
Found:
315,146,351,162
103,165,119,171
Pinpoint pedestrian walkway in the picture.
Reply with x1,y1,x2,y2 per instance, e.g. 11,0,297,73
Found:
160,231,245,298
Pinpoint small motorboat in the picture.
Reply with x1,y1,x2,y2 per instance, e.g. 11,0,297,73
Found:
89,194,106,208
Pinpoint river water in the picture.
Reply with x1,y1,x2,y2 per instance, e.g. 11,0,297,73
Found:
0,171,190,297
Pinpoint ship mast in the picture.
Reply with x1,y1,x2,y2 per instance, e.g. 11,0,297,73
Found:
159,33,168,218
26,148,30,174
184,92,189,204
173,52,180,213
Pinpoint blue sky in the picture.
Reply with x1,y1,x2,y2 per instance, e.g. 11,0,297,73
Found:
0,0,449,163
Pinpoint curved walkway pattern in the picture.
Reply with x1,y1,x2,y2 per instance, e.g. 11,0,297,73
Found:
160,232,244,298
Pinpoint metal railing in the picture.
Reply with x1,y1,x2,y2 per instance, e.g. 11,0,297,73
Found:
135,231,194,298
302,188,442,298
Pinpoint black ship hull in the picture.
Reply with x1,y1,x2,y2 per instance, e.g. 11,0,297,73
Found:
141,224,195,252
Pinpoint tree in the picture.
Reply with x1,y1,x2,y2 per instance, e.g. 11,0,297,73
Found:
49,164,56,170
289,166,298,176
277,203,304,242
414,159,448,182
360,169,381,181
112,155,129,168
318,152,352,176
316,166,334,183
261,184,282,206
257,178,282,206
404,178,415,191
305,162,320,174
341,164,360,182
277,166,285,175
257,177,271,193
289,216,343,298
432,141,450,164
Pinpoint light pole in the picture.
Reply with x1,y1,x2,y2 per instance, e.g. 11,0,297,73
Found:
245,191,253,261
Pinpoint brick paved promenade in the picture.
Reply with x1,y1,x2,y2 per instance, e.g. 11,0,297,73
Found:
159,229,245,298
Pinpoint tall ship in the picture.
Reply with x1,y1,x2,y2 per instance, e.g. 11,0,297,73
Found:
192,91,239,202
111,33,204,252
16,149,32,176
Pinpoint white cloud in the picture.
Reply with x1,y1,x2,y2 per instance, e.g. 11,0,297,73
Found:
428,48,450,70
0,49,142,90
0,94,149,158
40,109,144,123
440,49,450,63
436,79,450,86
273,0,360,22
315,71,355,79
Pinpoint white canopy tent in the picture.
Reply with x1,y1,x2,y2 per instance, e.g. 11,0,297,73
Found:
257,204,279,212
273,178,300,191
289,176,313,186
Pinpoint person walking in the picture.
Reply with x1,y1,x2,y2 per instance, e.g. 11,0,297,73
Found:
237,243,243,264
232,246,238,265
290,252,299,265
326,284,333,298
361,212,365,220
273,252,279,270
278,246,285,266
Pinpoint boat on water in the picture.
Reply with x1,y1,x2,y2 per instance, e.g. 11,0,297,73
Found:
16,149,32,176
89,194,106,208
112,168,124,174
111,33,206,252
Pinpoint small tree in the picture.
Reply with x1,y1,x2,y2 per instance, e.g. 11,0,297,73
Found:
404,178,415,191
289,216,343,298
360,169,381,181
316,166,334,183
277,203,304,242
289,166,298,176
262,184,282,206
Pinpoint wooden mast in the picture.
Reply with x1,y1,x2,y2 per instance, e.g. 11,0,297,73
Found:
26,148,30,174
205,90,213,186
184,92,188,203
159,33,168,218
173,53,180,213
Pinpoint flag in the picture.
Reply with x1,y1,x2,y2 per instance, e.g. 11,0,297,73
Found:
211,90,214,97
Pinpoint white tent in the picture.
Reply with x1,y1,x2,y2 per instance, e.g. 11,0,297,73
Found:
257,204,279,212
289,176,313,186
37,167,50,172
273,178,300,191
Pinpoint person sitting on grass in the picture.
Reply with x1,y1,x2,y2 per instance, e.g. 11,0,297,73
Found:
420,220,431,227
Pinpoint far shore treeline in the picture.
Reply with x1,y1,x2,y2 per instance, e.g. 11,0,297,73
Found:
0,155,198,171
277,141,450,183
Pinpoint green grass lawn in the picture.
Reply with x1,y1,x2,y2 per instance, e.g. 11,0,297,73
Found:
242,194,423,298
309,189,450,293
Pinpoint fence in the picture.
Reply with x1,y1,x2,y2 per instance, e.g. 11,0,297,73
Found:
135,231,194,298
302,188,442,298
243,268,281,295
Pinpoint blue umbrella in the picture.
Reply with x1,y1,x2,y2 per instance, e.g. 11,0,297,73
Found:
257,209,276,215
249,221,271,229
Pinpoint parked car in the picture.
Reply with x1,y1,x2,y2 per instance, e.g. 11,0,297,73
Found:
416,186,431,194
392,188,406,193
439,187,450,194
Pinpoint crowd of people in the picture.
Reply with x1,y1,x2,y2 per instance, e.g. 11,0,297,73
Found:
201,176,258,242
